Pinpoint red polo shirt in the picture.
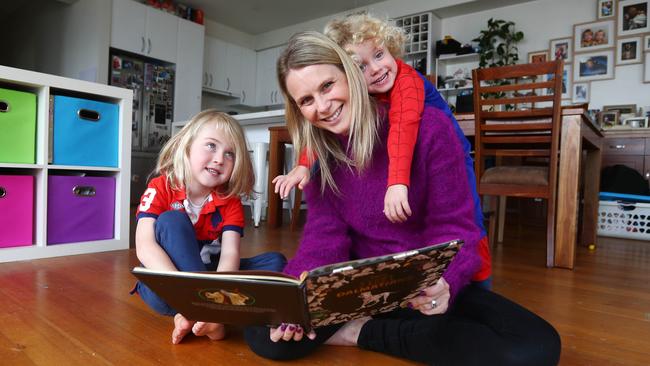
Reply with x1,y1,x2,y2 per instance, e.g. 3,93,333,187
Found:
136,175,244,240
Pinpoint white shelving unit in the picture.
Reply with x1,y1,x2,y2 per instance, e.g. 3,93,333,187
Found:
394,12,433,75
0,65,132,263
434,53,479,105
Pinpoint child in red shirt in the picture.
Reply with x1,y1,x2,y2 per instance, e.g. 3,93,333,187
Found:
134,110,286,344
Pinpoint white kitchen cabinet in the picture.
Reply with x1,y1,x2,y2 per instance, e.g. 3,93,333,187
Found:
240,47,257,106
174,18,204,121
203,36,241,96
111,0,178,63
255,46,284,106
225,43,243,95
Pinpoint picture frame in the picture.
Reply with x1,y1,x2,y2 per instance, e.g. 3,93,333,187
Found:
603,104,638,120
547,64,572,99
617,0,650,36
644,52,650,82
600,110,620,128
622,116,648,127
572,82,590,103
616,37,643,64
573,20,615,52
549,37,572,62
574,49,615,81
645,35,650,50
598,0,616,19
528,50,549,63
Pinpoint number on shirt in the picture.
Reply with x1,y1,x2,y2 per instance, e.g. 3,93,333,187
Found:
139,188,157,211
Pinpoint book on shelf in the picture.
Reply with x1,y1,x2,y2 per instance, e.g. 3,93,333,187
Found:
132,239,462,330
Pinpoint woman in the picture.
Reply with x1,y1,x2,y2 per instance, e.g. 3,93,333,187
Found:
244,31,561,365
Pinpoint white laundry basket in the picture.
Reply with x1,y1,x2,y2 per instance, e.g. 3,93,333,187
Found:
597,199,650,240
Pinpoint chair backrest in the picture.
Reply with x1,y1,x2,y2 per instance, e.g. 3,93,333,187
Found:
472,60,564,198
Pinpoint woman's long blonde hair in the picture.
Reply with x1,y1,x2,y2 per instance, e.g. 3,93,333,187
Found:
276,31,378,193
155,109,254,198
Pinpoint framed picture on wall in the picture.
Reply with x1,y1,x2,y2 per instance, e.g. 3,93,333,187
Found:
528,50,548,63
617,0,650,36
572,82,590,103
550,37,572,62
598,0,615,19
547,64,572,99
616,37,643,64
574,20,615,52
645,53,650,82
574,50,615,81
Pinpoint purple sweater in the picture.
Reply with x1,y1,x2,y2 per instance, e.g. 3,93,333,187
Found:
284,107,481,302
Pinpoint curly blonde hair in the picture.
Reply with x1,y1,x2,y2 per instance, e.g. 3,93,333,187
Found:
155,109,254,199
325,12,406,59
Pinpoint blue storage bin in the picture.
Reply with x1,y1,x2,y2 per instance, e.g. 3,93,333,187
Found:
52,95,118,167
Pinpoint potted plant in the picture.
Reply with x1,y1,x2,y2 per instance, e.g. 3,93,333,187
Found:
472,18,524,68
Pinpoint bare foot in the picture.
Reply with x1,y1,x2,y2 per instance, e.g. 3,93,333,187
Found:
192,322,226,341
325,317,371,346
171,313,196,344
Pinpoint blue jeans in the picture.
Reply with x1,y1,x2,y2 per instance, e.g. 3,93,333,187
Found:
134,210,287,316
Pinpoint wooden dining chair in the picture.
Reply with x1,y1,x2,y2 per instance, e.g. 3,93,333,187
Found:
472,60,564,267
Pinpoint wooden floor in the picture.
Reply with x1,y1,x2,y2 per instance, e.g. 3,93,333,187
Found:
1,215,649,365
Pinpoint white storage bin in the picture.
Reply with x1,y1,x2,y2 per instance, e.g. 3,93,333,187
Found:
597,200,650,240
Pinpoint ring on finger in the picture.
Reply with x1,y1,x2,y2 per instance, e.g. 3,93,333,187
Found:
431,299,437,309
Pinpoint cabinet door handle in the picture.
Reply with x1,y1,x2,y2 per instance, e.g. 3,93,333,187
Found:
610,144,626,149
270,91,274,103
141,37,145,52
147,38,152,54
209,74,213,87
226,77,230,90
242,90,246,103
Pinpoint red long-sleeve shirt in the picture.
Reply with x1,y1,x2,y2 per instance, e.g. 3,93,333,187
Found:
298,59,423,187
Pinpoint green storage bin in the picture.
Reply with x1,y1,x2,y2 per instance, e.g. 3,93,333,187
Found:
0,88,37,164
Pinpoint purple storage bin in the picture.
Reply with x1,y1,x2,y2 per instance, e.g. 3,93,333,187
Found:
0,175,34,248
47,175,115,244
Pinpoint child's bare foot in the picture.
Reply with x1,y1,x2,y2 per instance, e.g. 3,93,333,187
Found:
325,317,370,346
192,322,226,341
171,313,196,344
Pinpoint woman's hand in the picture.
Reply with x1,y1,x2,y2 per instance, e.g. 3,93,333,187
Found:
384,184,412,223
409,277,450,315
269,323,316,342
272,165,311,199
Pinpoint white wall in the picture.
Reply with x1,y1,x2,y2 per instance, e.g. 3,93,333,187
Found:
254,0,459,50
204,19,256,49
1,0,110,84
441,0,650,110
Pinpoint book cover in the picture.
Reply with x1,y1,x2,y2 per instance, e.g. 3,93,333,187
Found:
132,239,461,329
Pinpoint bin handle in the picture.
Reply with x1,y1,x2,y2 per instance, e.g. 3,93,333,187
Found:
0,187,6,198
0,100,9,113
77,109,101,122
616,200,637,210
72,186,96,197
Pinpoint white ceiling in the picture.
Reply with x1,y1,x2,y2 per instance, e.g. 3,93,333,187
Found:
182,0,387,35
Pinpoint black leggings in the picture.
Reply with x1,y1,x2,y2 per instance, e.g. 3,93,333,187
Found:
244,286,561,365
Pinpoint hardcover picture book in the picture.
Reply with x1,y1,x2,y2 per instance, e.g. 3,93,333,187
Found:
132,239,461,329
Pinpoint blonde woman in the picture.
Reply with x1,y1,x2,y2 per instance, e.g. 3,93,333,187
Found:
133,110,286,344
244,32,560,365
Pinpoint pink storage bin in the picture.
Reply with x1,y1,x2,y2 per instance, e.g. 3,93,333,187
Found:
0,175,34,248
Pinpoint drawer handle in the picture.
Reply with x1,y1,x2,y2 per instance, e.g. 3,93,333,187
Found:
0,100,9,113
0,187,6,198
609,144,626,149
77,109,101,122
72,186,96,197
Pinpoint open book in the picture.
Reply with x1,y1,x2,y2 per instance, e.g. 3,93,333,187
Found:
132,239,461,330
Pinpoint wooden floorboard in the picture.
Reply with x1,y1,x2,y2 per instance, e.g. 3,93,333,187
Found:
1,215,649,365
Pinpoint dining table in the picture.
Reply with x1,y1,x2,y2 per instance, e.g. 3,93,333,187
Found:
267,106,603,269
